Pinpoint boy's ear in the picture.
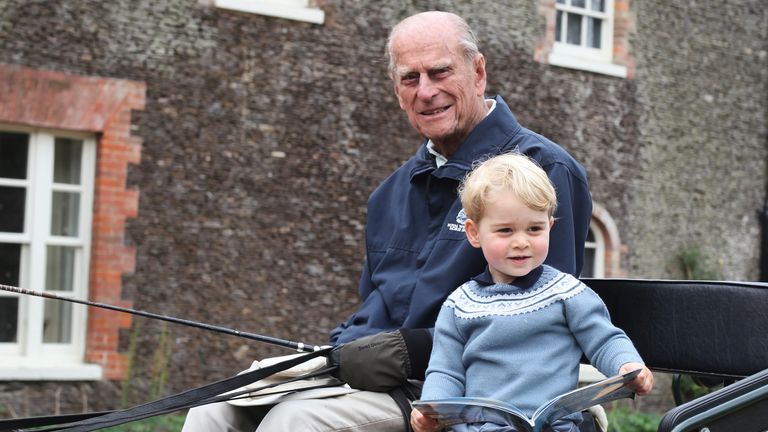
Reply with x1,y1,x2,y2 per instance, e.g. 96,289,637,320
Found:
549,217,555,229
465,219,481,248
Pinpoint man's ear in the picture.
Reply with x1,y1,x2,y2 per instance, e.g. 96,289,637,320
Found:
465,219,481,248
393,83,406,110
473,54,487,96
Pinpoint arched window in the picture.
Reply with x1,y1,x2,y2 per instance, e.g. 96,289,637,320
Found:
579,202,625,383
587,202,624,278
581,221,606,278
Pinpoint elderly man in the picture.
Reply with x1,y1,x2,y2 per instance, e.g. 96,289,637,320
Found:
183,10,591,432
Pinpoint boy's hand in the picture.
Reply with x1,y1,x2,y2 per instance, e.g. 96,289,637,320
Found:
410,408,441,432
620,362,654,395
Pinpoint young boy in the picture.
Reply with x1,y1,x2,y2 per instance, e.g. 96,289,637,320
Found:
410,153,653,432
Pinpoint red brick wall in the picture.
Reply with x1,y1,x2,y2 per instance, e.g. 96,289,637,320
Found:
0,64,145,380
612,0,635,78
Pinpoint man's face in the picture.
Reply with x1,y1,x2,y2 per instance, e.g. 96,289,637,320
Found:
391,33,487,152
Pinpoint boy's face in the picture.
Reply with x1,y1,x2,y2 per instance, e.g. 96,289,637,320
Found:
465,190,553,284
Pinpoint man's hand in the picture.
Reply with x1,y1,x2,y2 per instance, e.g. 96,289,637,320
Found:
620,362,654,396
330,328,432,392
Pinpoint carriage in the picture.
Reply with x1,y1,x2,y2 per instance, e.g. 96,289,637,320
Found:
1,278,767,431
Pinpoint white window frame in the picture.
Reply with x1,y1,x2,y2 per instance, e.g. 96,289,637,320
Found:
214,0,325,24
549,0,627,78
0,124,100,380
584,221,606,278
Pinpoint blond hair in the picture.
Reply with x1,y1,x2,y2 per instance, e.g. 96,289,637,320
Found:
458,153,557,221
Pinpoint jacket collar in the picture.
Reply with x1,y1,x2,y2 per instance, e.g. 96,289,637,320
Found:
409,95,522,181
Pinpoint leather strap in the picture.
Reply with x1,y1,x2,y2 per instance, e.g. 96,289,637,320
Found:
388,386,416,432
0,348,332,432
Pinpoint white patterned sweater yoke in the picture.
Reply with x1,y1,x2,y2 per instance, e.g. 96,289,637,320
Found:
421,265,643,419
446,270,585,319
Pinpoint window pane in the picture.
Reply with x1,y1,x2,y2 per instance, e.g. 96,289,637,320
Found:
555,10,563,42
0,131,28,179
43,300,72,343
0,243,21,286
587,17,602,48
0,186,26,233
46,246,76,292
0,297,18,342
591,0,605,11
51,191,80,236
0,242,20,343
581,248,595,278
556,0,565,3
572,0,586,8
567,13,582,45
54,138,83,185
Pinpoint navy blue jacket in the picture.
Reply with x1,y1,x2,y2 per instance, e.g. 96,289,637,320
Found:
330,96,592,345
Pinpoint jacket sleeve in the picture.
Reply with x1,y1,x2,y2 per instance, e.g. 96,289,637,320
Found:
544,162,592,276
329,258,374,345
399,327,433,380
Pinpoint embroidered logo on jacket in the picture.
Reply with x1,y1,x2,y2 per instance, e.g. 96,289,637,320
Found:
447,208,467,233
445,272,586,319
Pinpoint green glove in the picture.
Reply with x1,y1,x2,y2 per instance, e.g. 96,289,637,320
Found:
330,328,432,392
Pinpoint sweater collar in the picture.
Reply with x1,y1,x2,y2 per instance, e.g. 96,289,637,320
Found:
472,265,545,290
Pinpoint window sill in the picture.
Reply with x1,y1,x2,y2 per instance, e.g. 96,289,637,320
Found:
548,52,627,78
0,360,102,381
214,0,325,24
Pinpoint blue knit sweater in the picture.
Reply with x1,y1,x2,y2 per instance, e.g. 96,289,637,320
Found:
421,265,643,422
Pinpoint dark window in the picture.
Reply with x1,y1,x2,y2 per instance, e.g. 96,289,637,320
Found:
0,296,18,342
0,131,29,179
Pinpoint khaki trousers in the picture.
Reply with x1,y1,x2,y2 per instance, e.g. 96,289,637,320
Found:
181,390,406,432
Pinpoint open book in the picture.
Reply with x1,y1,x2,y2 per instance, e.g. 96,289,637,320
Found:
412,369,640,432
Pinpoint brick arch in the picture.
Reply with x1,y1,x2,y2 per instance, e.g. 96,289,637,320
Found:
591,201,626,277
0,64,145,380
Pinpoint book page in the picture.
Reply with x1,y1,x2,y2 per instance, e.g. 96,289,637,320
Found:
413,369,640,431
532,369,640,424
413,397,534,431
